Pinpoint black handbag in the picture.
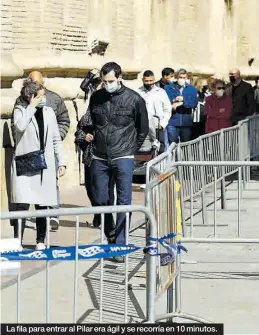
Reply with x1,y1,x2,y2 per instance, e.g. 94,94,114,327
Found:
15,150,47,176
15,128,48,176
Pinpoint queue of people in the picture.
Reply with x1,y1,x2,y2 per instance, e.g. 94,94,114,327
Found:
9,62,258,255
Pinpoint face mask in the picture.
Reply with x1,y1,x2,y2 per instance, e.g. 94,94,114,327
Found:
177,78,186,87
37,97,47,108
104,80,120,93
144,83,154,90
229,75,236,83
215,89,224,97
202,85,208,92
168,78,175,83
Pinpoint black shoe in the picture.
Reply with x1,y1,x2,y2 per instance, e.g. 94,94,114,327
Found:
112,256,125,263
93,215,101,228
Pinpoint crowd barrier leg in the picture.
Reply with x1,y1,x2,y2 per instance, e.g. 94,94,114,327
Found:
199,139,207,225
219,130,226,210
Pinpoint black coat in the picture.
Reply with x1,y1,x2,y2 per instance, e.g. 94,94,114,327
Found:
229,80,255,124
89,84,149,160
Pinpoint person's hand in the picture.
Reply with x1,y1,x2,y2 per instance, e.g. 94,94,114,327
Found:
58,166,66,177
85,133,94,142
30,94,43,108
152,139,161,150
175,96,183,102
90,68,99,76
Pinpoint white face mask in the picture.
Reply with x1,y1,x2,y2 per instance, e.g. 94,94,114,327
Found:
168,78,175,83
177,78,186,87
37,97,47,108
104,80,120,93
215,89,224,97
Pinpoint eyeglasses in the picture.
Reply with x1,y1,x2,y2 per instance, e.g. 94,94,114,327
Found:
216,87,225,90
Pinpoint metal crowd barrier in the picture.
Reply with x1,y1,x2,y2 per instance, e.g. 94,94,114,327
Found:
146,161,259,325
146,142,177,183
176,115,259,225
0,205,158,324
146,115,259,226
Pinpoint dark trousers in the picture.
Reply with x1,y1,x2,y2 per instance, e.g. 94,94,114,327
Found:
85,164,115,227
10,203,47,244
91,158,134,244
191,120,206,140
167,125,192,144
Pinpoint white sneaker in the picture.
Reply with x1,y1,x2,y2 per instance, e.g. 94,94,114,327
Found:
50,217,59,231
35,243,46,250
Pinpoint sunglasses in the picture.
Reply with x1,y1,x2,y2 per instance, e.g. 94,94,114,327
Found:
216,87,225,90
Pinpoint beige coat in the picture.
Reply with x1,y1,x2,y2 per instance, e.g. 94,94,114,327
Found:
11,104,65,206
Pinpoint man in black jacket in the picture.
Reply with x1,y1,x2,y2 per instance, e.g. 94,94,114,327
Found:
87,62,148,258
228,68,255,125
11,71,70,230
156,67,175,90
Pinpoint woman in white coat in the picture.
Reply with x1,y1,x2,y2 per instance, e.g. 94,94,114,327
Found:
11,79,66,250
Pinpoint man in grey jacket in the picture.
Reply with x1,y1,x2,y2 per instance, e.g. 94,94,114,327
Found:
11,71,70,230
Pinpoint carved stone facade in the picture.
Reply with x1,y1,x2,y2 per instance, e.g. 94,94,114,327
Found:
1,0,259,210
1,0,259,82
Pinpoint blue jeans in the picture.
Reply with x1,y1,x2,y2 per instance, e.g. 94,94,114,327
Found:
91,158,134,244
85,163,115,227
167,125,192,144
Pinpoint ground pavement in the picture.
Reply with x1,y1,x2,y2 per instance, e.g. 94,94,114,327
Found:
1,179,259,334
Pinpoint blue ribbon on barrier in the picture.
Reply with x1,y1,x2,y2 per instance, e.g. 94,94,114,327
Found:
0,244,140,261
144,233,188,259
0,233,187,262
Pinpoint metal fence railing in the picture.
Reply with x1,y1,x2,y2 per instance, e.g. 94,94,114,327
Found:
0,205,157,324
175,115,259,225
146,161,259,326
146,142,176,183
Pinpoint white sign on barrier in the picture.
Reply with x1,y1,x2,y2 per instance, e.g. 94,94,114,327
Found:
0,238,22,276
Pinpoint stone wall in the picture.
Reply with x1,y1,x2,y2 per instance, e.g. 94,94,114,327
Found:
1,0,259,211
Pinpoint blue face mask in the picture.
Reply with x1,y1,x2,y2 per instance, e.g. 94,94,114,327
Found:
37,98,47,108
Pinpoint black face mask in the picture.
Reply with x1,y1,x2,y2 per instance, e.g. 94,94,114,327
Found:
144,83,154,90
202,85,208,92
229,76,236,83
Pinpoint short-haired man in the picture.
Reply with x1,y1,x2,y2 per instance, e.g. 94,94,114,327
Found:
165,68,198,143
87,62,149,261
137,70,171,152
12,71,70,230
227,68,255,125
156,67,175,90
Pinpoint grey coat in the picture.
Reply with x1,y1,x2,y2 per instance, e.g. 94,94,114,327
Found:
11,105,66,206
